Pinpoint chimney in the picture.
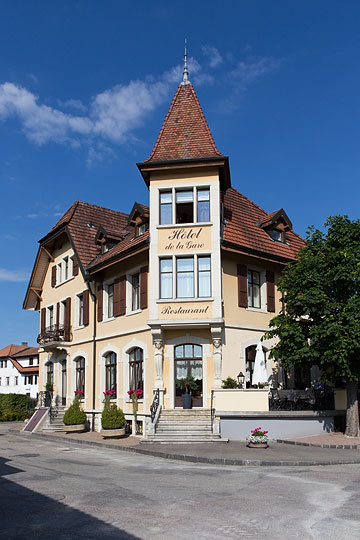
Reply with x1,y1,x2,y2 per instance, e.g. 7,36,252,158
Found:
21,342,28,346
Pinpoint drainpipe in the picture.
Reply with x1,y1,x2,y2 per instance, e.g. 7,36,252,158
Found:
85,276,97,431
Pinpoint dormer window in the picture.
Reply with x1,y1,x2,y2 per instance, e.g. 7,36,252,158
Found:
137,223,147,236
259,208,292,244
269,229,285,243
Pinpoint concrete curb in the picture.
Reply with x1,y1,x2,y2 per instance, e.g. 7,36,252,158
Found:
10,429,360,467
275,438,360,450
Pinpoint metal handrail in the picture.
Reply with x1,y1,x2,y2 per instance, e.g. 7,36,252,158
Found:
210,390,215,433
150,388,160,422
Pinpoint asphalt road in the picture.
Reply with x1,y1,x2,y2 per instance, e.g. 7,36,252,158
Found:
0,428,359,539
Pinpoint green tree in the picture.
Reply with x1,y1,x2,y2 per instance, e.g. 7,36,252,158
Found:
265,216,360,437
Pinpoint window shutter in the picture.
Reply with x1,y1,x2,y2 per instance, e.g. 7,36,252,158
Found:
41,308,46,332
64,297,71,340
237,264,248,308
97,285,103,322
266,271,275,312
51,266,57,287
119,275,126,316
56,302,60,326
72,256,79,277
113,278,121,317
83,289,89,326
140,266,148,310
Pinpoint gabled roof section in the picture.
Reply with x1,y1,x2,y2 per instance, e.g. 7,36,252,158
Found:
222,188,305,262
0,344,28,358
128,202,149,226
12,346,39,358
259,208,292,231
9,358,39,374
145,83,223,162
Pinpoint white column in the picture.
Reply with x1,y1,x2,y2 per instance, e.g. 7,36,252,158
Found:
211,327,223,388
151,328,164,388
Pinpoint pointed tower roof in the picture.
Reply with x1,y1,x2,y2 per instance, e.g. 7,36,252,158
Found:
145,82,223,163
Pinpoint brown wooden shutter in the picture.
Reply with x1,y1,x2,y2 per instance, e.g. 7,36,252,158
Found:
72,256,79,277
64,297,71,340
51,266,57,287
237,264,248,308
140,266,148,310
83,289,89,326
266,271,275,312
56,302,60,326
119,275,126,316
41,307,46,332
97,285,103,322
113,278,121,317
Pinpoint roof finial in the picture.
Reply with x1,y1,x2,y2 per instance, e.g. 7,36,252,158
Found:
182,38,190,85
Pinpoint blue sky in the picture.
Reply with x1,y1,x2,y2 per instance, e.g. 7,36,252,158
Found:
1,1,360,346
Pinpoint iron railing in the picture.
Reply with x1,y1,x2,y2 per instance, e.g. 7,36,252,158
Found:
37,324,72,345
150,388,160,422
210,390,215,433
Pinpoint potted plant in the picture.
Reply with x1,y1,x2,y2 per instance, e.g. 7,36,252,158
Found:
221,377,238,389
63,392,87,433
176,376,198,409
101,390,126,438
246,427,269,448
127,389,143,434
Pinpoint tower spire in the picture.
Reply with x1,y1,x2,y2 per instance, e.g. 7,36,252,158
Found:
182,38,190,85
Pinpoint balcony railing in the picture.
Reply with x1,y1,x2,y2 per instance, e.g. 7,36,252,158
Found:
37,324,72,345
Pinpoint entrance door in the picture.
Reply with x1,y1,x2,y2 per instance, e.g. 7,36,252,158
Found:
175,344,203,407
61,360,67,406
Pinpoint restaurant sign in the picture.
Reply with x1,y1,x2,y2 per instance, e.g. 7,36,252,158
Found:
158,302,212,319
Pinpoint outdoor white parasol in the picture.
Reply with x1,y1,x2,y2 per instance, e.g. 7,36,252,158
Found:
252,341,268,386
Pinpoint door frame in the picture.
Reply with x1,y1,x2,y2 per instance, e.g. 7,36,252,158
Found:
174,355,203,408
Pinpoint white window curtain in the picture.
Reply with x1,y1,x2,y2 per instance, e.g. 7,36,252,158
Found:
177,258,194,297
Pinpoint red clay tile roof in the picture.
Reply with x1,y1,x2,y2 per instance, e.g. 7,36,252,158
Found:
223,188,305,261
12,347,39,358
0,344,28,358
9,358,39,374
146,83,223,162
87,229,149,270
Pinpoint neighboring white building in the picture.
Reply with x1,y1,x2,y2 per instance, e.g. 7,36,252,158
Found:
0,343,39,399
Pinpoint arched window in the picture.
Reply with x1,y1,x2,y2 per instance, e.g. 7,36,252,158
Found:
245,345,267,388
129,348,143,391
105,352,117,396
75,357,85,393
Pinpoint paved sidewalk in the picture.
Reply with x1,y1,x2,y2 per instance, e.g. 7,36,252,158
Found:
277,432,360,449
4,423,360,467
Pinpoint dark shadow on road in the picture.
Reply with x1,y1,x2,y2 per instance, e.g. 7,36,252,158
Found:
0,456,141,539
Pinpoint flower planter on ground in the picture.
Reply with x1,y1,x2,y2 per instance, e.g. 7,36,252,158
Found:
248,441,268,448
101,390,126,436
101,427,126,439
246,427,269,448
63,392,87,433
64,424,86,433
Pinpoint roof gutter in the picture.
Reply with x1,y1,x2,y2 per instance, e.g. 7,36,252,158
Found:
221,240,297,265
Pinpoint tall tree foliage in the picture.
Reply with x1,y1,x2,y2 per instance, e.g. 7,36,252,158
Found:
265,216,360,437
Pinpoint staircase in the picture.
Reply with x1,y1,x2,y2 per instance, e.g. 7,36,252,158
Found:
144,409,226,443
41,405,66,433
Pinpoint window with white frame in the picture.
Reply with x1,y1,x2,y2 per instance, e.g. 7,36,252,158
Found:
6,377,9,386
105,352,117,396
129,348,143,391
14,376,18,385
248,270,261,309
47,305,54,328
103,282,114,320
56,255,73,285
159,187,211,225
131,273,140,311
77,293,84,326
159,255,211,299
75,357,85,393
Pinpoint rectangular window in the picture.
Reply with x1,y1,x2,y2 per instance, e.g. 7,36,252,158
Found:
197,189,210,222
176,190,194,224
198,256,211,297
106,283,114,319
14,376,18,385
63,256,69,280
177,257,194,298
160,191,172,225
131,273,140,311
0,377,1,385
6,377,9,386
248,270,261,308
57,263,62,284
60,300,66,325
34,375,38,384
47,306,54,328
160,258,173,299
78,293,84,326
29,358,33,366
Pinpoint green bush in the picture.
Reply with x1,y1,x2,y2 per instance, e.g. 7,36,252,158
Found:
101,405,125,430
221,377,238,389
63,400,87,426
0,394,28,421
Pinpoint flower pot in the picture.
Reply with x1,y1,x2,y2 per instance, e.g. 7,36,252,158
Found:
101,427,126,439
248,442,268,448
182,394,192,409
64,424,86,433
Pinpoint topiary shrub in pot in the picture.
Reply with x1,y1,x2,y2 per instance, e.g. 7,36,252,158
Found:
101,405,126,439
63,394,87,433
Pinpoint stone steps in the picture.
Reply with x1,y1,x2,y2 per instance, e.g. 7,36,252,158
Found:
41,406,66,433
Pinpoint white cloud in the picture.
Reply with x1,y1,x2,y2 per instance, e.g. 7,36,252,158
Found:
230,57,283,87
60,98,87,112
202,45,223,68
0,268,29,282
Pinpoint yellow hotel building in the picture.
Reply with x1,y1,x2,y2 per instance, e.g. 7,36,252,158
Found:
24,68,307,441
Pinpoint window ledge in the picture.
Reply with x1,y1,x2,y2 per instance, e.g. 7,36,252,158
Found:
126,309,142,317
102,317,116,324
157,297,213,304
74,325,86,331
55,276,75,288
157,222,212,229
246,307,268,314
